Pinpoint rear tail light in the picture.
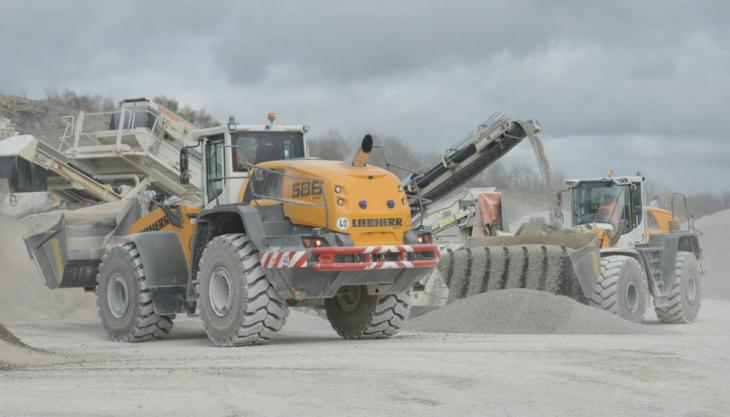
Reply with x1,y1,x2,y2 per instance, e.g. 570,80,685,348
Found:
417,233,432,244
302,237,326,248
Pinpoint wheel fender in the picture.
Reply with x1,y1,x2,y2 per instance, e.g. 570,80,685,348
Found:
190,206,267,273
115,232,189,287
647,232,703,295
113,232,188,315
196,205,266,247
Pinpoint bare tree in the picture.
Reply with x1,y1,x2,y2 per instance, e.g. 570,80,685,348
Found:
153,95,218,128
45,89,115,112
307,130,353,160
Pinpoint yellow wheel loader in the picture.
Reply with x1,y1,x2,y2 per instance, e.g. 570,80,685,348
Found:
568,176,704,323
16,110,439,346
433,174,704,323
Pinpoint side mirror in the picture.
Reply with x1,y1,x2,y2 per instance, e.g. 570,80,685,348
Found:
179,148,190,185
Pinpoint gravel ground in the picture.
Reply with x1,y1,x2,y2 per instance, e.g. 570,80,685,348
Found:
406,289,667,335
0,201,728,416
1,301,729,417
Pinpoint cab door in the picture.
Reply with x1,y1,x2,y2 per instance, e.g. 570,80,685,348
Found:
204,135,226,204
616,183,648,247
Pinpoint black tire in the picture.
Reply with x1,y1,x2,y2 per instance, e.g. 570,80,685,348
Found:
197,234,288,347
325,286,410,339
589,255,649,323
96,243,174,342
655,251,701,323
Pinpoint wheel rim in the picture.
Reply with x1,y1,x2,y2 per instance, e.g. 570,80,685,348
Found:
686,275,698,304
336,286,362,312
107,273,130,319
209,267,234,317
625,282,639,313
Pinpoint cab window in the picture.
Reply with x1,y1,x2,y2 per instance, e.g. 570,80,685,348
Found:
231,132,305,171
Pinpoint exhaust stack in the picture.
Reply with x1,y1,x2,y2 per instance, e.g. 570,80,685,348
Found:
351,134,373,167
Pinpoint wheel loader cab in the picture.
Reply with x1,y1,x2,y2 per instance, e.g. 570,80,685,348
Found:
195,122,308,205
567,176,648,248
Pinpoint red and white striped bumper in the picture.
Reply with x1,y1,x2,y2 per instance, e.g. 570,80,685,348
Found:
260,250,309,269
260,244,440,271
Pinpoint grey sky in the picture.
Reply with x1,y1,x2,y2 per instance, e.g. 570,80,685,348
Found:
1,0,728,192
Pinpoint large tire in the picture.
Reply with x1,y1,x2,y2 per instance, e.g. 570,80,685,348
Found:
325,286,410,339
655,251,701,323
589,255,649,323
96,243,174,342
197,234,288,347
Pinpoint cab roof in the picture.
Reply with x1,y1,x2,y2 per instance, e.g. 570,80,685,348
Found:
566,175,644,187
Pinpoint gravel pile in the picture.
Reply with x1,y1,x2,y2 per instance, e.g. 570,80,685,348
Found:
405,289,667,335
0,322,27,348
0,339,64,371
694,209,730,300
0,322,64,371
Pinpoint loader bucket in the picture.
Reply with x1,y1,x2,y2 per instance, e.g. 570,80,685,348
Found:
22,200,140,289
437,232,600,303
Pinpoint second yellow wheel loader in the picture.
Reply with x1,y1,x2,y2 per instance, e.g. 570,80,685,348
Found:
433,174,705,323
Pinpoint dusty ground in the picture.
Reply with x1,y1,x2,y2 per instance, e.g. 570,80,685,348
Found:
0,197,728,416
1,300,729,417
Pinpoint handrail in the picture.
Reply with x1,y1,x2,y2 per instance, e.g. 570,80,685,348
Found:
56,107,195,158
671,192,695,233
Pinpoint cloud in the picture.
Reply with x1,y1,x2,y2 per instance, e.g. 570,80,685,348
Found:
0,0,728,191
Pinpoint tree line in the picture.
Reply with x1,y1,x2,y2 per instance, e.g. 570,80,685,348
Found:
306,130,728,220
43,90,218,128
34,90,730,219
